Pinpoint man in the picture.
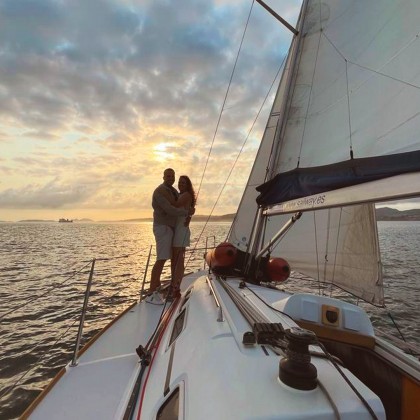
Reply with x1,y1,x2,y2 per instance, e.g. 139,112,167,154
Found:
148,168,188,298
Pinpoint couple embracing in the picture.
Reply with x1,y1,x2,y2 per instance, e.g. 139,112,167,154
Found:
148,168,196,302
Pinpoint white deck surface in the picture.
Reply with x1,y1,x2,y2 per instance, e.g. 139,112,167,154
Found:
28,271,385,420
29,294,165,420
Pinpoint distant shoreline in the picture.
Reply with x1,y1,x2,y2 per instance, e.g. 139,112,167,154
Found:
2,214,236,223
2,208,420,223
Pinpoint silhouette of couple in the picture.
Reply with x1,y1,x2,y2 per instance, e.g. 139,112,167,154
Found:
149,168,196,300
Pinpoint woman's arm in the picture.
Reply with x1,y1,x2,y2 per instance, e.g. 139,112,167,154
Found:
174,192,192,209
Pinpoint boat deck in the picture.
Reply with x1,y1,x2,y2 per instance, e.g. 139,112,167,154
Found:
25,271,385,420
25,289,166,419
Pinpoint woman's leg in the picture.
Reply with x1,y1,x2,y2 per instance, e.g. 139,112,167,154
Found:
172,246,185,295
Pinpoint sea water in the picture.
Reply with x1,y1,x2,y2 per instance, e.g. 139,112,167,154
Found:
0,221,419,419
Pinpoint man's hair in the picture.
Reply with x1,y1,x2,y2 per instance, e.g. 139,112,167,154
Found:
164,168,175,174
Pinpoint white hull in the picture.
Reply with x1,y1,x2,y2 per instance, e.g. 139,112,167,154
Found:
24,269,420,419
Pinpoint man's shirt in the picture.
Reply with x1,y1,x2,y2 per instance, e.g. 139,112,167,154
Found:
152,183,187,227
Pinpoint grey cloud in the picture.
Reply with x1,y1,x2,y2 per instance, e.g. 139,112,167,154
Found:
0,0,63,55
22,130,60,140
0,165,13,175
0,0,140,58
0,0,289,141
0,179,96,208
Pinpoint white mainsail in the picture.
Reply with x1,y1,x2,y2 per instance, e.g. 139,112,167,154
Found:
229,0,420,304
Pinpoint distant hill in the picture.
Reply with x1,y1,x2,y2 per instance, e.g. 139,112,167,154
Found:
10,209,420,223
192,213,235,222
101,213,236,223
17,219,94,223
17,219,56,223
376,207,420,221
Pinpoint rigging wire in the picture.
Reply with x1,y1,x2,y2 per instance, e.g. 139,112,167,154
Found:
345,60,354,159
313,211,322,295
330,208,343,298
184,0,256,269
186,42,288,268
0,260,92,321
195,0,255,201
0,247,152,322
0,315,80,400
0,257,174,408
387,312,415,356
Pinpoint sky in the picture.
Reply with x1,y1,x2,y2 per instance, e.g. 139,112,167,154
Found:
1,1,418,223
0,0,302,221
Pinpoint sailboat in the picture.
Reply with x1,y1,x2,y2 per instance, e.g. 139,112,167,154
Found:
22,0,420,419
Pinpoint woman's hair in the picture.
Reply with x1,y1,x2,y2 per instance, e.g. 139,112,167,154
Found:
180,175,196,207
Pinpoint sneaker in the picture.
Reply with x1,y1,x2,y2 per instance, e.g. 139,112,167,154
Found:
144,291,164,305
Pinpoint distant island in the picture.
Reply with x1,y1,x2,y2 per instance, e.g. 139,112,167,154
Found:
375,207,420,221
13,214,235,223
8,208,420,223
99,213,236,223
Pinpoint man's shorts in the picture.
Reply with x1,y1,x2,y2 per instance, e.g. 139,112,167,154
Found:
153,224,174,260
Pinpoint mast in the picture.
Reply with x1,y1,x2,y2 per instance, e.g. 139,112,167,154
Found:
247,0,309,261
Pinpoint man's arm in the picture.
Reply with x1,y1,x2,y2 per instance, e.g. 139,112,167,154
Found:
154,190,187,216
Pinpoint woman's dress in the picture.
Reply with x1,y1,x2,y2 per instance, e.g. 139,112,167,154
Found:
173,216,190,247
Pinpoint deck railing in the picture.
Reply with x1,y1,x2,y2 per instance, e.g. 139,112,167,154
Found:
0,236,224,417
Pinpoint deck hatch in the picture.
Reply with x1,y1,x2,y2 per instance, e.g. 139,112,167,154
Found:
157,387,180,419
180,288,193,311
169,308,186,346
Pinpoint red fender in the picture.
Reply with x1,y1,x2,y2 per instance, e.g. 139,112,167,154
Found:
267,258,290,282
205,242,237,271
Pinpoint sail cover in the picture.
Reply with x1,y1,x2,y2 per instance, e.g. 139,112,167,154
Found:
229,0,420,305
256,150,420,205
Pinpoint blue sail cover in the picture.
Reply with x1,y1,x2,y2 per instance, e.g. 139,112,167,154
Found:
256,150,420,206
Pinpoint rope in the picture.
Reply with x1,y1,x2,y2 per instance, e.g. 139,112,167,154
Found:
317,341,379,420
243,281,378,419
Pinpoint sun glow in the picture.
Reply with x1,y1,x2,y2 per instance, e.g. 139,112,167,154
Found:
154,142,175,161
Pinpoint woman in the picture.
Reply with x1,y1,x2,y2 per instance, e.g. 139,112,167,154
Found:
171,175,196,297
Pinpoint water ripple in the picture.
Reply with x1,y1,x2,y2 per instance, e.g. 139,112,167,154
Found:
0,221,419,419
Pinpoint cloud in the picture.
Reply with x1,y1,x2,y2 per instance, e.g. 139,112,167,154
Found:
0,0,301,219
0,178,96,208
